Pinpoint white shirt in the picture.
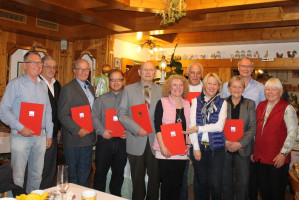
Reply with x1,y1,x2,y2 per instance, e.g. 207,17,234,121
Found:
189,96,227,150
189,81,203,92
40,75,56,97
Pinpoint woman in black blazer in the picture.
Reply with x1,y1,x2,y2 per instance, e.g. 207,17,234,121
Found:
222,76,257,200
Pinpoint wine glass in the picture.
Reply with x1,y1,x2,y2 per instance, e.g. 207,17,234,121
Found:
57,165,69,198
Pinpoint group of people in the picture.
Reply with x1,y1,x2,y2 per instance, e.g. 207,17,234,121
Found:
0,51,298,200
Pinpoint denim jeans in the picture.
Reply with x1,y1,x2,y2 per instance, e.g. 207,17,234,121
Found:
93,136,127,196
10,129,46,193
63,145,93,187
190,146,225,200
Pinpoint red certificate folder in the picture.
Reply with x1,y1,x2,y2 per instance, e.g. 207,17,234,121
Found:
161,123,186,155
223,119,244,142
71,105,93,132
105,109,125,137
185,92,201,103
19,102,44,135
131,103,153,133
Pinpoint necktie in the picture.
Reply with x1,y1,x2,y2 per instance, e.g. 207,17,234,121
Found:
144,86,150,108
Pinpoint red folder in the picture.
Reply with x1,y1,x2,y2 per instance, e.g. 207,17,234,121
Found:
161,123,186,155
185,92,201,104
71,105,93,132
223,119,244,142
19,102,44,135
105,109,125,137
131,103,153,133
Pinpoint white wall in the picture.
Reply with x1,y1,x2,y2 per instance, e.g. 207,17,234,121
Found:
10,50,44,81
114,39,151,61
161,42,299,60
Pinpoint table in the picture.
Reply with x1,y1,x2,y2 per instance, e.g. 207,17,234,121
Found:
45,183,127,200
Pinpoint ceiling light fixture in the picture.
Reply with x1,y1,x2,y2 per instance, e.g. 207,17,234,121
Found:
137,40,163,54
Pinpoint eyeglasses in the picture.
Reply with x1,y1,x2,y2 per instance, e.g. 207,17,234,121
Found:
239,65,253,69
25,61,42,65
109,79,124,82
44,65,57,70
76,68,90,72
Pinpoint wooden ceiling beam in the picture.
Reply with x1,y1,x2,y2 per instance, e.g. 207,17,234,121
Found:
11,0,132,32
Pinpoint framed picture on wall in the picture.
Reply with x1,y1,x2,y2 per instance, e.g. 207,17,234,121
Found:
292,70,299,78
17,62,25,77
114,57,121,69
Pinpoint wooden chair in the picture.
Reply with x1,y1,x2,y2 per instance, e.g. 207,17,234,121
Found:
289,170,299,200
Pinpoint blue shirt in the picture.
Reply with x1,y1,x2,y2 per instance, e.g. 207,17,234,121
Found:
221,78,266,107
0,74,53,137
76,78,94,108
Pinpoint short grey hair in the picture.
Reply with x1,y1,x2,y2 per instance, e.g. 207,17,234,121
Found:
265,78,283,93
238,57,254,68
187,62,203,74
73,59,90,70
228,76,245,88
42,56,56,64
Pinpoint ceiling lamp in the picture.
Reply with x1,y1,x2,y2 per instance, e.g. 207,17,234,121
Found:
158,0,186,26
137,40,163,54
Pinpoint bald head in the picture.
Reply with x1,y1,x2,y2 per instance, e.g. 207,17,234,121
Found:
138,62,156,85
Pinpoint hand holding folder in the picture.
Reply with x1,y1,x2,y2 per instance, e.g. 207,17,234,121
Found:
161,123,186,155
105,109,125,137
223,119,243,142
131,103,153,134
71,105,94,133
19,102,44,136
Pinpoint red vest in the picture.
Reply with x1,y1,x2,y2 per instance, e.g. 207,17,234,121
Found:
254,99,291,165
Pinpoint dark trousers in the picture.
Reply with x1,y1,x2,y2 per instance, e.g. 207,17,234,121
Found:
128,140,159,200
222,151,250,200
248,160,258,200
257,161,289,200
40,137,57,189
180,161,189,200
93,136,127,196
159,159,187,200
63,145,92,187
190,146,225,200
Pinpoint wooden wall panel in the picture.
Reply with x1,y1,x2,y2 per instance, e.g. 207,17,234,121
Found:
0,30,111,100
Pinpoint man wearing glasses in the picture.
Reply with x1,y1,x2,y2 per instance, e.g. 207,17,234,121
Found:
58,59,95,187
0,51,53,193
39,56,61,189
221,57,265,200
91,69,127,196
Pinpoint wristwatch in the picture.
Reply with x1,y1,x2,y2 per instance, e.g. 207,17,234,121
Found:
281,152,288,157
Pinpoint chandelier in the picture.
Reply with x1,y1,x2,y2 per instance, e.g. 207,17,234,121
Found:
137,40,163,54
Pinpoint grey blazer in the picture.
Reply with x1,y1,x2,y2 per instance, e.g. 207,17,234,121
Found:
58,79,95,147
117,81,163,156
226,97,257,156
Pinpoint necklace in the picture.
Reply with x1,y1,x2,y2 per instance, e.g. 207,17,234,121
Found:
176,108,182,123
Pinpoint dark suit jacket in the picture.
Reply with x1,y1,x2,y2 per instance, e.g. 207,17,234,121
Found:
226,97,257,156
40,76,61,138
58,79,95,147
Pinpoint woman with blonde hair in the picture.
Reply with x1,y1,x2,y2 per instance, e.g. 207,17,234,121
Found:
186,73,227,200
153,74,191,200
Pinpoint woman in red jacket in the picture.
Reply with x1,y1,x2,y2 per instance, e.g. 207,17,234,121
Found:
253,78,298,200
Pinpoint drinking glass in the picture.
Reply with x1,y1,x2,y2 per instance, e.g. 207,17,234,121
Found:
57,165,69,197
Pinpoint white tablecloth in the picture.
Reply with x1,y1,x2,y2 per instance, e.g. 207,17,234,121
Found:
45,183,127,200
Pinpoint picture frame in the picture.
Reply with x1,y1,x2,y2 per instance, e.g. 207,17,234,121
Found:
17,62,25,77
114,57,121,69
292,70,299,78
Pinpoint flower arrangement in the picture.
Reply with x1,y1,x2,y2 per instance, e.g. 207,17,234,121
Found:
158,0,186,26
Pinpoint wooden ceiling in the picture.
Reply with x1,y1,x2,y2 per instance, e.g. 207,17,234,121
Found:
1,0,299,46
